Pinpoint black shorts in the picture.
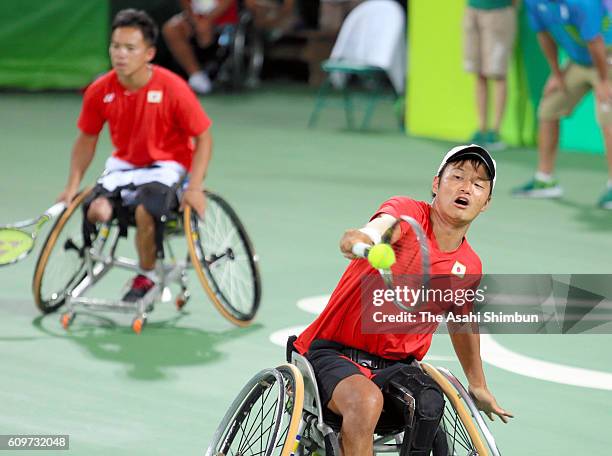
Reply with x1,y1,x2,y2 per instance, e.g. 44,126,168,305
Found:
305,339,416,409
82,182,180,257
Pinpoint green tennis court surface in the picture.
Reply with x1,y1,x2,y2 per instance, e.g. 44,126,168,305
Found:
0,87,610,454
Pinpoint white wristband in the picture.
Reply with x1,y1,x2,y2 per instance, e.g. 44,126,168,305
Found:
358,227,382,245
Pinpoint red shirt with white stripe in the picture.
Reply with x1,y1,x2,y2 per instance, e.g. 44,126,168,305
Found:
294,197,483,361
78,65,211,170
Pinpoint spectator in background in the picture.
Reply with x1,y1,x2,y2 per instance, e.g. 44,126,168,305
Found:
464,0,517,150
513,0,612,209
162,0,238,94
245,0,297,40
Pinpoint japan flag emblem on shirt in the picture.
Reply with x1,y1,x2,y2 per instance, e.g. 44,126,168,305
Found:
147,90,163,103
452,261,466,278
103,93,115,103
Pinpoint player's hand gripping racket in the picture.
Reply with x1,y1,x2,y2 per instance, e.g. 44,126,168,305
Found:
0,202,66,266
352,215,430,311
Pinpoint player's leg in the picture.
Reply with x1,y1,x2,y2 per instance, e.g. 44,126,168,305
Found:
481,5,516,150
122,180,180,302
513,63,590,198
86,197,113,224
327,375,384,456
134,204,156,271
593,63,612,209
162,13,212,94
306,341,383,456
463,7,487,143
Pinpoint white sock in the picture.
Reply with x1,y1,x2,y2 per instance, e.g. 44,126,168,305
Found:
607,179,612,189
535,171,553,183
188,71,212,94
139,269,157,282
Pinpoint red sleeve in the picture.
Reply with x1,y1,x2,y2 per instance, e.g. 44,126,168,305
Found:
173,79,212,136
371,196,428,236
77,83,105,135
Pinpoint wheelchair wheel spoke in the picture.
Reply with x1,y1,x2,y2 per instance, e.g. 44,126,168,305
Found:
441,402,476,455
189,191,261,324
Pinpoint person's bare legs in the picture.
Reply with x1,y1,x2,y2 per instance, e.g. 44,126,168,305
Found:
601,124,612,180
134,204,156,271
162,15,201,77
327,375,383,456
493,76,507,133
536,119,560,175
476,73,488,135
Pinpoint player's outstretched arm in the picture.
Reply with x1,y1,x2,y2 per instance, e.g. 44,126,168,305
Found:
339,213,400,259
57,132,99,205
448,326,514,423
181,129,212,218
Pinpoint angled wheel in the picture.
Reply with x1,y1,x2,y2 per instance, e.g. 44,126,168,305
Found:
184,190,261,326
32,188,93,313
422,363,501,456
206,364,304,456
231,13,264,90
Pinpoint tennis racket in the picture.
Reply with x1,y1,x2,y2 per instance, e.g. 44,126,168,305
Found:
352,215,430,311
0,202,66,267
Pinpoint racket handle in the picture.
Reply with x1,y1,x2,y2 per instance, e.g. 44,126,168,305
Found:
352,242,371,259
44,202,67,219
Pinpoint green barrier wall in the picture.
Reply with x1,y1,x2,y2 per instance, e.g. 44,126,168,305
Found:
0,0,109,90
406,1,604,155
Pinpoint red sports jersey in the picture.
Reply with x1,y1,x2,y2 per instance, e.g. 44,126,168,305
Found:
294,197,483,361
213,0,239,25
77,65,211,170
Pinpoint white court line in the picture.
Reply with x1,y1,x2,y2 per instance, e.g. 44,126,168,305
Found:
271,295,612,390
480,334,612,391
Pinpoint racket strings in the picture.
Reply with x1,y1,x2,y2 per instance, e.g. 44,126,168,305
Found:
0,229,35,265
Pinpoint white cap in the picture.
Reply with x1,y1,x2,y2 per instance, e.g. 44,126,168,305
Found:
437,144,497,190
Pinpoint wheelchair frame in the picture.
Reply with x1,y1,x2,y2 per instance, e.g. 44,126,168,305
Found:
32,187,261,334
205,352,502,456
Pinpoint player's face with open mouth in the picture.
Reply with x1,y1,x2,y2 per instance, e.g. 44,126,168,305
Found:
109,27,154,78
435,160,491,223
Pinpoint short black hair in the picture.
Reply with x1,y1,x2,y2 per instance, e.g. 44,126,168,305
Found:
432,157,493,198
111,9,158,45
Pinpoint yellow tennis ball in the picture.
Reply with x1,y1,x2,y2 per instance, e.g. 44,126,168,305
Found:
367,243,396,269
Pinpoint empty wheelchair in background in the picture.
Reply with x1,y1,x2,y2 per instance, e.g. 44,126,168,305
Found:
198,11,264,91
31,187,261,333
205,352,502,456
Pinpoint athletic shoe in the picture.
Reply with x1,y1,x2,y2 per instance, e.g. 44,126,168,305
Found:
597,187,612,209
122,275,155,303
469,130,486,146
188,71,212,95
512,178,563,198
485,130,506,151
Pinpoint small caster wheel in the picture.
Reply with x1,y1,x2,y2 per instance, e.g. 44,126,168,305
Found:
60,312,75,330
132,317,146,334
175,291,190,310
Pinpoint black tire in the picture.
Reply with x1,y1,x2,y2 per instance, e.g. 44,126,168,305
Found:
184,190,261,326
205,364,304,456
231,13,264,90
32,188,93,313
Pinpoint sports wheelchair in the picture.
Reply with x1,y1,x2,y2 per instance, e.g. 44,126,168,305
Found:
197,11,264,91
31,186,261,334
205,351,502,455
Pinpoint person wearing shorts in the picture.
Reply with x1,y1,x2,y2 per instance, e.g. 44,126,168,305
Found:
513,0,612,209
162,0,239,94
293,145,513,456
57,9,213,303
464,0,517,150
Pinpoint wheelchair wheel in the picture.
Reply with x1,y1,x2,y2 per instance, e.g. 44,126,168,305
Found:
206,363,304,456
422,363,499,456
32,188,93,313
184,191,261,326
231,13,264,90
